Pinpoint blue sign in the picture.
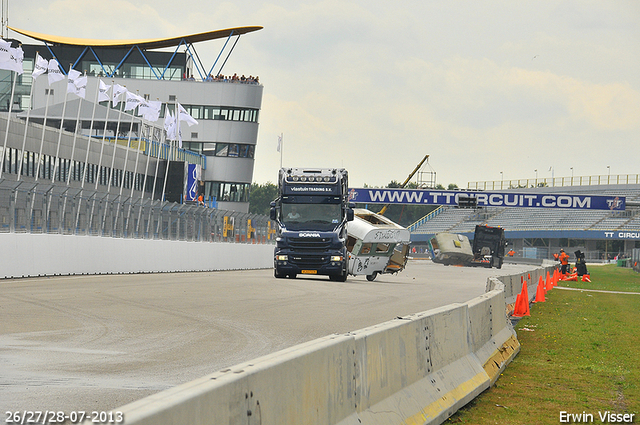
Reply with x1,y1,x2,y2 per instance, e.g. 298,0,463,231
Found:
348,188,625,211
186,164,200,201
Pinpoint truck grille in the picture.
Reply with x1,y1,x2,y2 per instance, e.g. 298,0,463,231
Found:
288,237,332,251
290,254,329,267
287,237,333,267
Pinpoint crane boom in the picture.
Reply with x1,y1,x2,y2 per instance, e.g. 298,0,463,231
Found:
378,154,429,215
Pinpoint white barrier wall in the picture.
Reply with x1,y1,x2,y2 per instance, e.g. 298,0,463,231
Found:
82,269,550,425
0,233,273,278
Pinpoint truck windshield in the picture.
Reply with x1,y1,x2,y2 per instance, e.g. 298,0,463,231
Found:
282,203,342,231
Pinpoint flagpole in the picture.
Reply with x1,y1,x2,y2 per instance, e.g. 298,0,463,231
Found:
34,76,53,181
129,91,144,201
60,73,85,232
22,54,45,227
102,85,125,235
89,80,112,233
76,77,102,232
113,98,136,234
50,64,73,184
138,120,154,237
140,117,157,200
16,60,40,180
156,105,172,237
0,69,17,180
149,110,167,237
159,103,173,205
95,81,113,191
280,132,283,169
66,78,85,185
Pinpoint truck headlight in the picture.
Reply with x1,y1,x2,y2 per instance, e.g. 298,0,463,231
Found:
276,255,288,261
331,255,343,262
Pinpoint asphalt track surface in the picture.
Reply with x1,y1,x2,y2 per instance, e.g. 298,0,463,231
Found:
0,260,535,416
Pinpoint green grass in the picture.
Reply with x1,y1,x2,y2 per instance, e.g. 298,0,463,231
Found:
560,264,640,292
448,265,640,425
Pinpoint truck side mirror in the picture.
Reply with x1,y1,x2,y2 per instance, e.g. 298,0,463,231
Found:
270,201,277,220
347,208,354,222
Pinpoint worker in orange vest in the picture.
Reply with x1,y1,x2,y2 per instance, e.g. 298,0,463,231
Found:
559,249,570,274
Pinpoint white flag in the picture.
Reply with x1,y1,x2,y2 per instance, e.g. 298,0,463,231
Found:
32,53,48,80
47,59,65,85
112,84,126,106
0,39,11,63
177,102,198,126
98,80,110,102
139,100,161,122
277,134,282,152
164,109,176,141
74,75,88,99
0,43,24,75
124,90,144,112
67,69,87,98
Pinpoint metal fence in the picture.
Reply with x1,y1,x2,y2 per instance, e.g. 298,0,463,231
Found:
0,180,276,244
467,173,640,190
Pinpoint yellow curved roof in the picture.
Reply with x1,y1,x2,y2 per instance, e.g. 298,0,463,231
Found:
8,26,263,50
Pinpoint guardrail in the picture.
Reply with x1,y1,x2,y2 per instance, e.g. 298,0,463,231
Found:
0,181,275,244
82,264,554,425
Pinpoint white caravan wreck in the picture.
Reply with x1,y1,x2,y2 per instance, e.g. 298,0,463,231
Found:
346,209,411,281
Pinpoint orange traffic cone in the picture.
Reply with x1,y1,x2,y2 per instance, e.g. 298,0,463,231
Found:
534,276,546,303
512,281,531,317
582,274,591,282
545,271,552,291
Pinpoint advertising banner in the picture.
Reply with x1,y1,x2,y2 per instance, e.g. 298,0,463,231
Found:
348,188,626,211
186,164,201,202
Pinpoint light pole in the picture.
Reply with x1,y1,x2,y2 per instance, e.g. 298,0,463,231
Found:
500,171,503,189
570,167,574,185
534,169,538,187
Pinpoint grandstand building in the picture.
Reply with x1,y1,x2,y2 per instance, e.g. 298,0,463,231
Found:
409,180,640,261
1,26,263,213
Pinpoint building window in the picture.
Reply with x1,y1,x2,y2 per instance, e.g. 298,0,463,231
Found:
194,142,255,158
204,181,250,203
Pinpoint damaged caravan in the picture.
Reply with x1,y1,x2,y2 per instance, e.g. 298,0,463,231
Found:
346,209,411,281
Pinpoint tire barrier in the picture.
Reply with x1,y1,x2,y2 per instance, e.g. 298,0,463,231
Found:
82,265,556,425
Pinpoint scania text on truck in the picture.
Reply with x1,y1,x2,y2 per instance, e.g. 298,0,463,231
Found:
270,168,354,281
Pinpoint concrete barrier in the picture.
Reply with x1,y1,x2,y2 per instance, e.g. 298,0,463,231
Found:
84,266,553,425
343,304,491,425
489,264,556,315
0,233,273,278
95,334,357,425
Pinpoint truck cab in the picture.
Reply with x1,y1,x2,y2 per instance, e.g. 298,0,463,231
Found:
270,168,354,281
470,225,506,269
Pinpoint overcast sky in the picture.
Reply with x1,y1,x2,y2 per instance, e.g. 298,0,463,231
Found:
8,0,640,188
